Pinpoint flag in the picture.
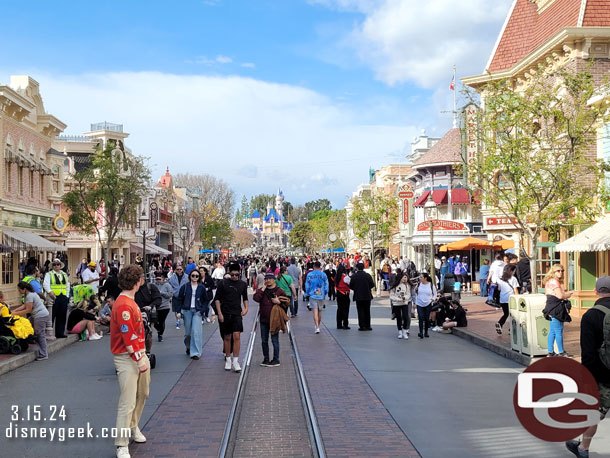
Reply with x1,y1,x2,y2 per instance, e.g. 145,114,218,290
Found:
449,75,455,90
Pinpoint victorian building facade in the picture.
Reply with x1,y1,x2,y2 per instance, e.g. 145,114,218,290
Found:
462,0,610,304
0,76,68,301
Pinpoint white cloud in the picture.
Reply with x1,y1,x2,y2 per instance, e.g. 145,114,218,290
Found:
190,55,233,66
24,71,416,207
240,62,256,69
315,0,513,88
215,55,232,64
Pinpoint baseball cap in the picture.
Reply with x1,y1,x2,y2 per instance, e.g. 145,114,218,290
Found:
264,272,276,279
87,261,97,267
595,276,610,294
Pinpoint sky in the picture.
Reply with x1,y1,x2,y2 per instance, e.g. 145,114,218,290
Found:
0,0,513,209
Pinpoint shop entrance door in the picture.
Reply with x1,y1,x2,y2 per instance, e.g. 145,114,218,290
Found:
535,242,558,293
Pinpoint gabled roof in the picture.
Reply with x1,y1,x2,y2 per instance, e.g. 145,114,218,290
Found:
487,0,609,73
412,128,461,168
264,208,281,222
157,167,172,188
251,209,261,218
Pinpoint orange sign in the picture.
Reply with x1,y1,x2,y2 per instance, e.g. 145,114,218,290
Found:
417,220,467,231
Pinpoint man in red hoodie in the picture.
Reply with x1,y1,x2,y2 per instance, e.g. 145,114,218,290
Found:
110,264,149,458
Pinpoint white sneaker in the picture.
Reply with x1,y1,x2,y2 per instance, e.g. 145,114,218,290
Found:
405,329,410,335
89,333,103,341
116,446,130,458
403,330,409,340
397,331,403,339
131,427,146,443
224,357,232,371
315,327,320,334
232,357,241,372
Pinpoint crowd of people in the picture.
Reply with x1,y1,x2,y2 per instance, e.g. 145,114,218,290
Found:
2,247,608,458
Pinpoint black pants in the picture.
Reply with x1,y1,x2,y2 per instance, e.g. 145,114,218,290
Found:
291,288,299,316
392,304,410,331
154,308,170,336
417,305,431,335
498,303,509,327
336,292,350,328
52,294,69,337
356,300,371,329
328,285,336,301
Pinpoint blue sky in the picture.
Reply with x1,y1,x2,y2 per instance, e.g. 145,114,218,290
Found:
1,0,513,208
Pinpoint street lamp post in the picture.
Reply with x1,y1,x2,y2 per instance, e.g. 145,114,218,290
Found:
212,236,217,264
369,220,378,296
180,225,187,262
138,208,149,282
424,195,438,284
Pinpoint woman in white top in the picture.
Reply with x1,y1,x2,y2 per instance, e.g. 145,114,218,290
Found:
13,281,50,360
389,269,411,339
495,264,520,334
415,272,437,339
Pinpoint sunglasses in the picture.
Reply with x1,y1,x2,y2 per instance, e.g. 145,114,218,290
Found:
230,273,240,277
555,269,564,272
190,274,200,278
52,263,61,266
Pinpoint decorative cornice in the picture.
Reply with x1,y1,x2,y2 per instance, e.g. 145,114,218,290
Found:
0,86,34,122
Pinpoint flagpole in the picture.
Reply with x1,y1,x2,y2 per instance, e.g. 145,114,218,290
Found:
453,64,457,128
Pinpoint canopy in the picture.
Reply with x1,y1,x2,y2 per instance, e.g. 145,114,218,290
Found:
321,247,345,253
493,239,514,250
439,236,496,252
199,249,221,254
556,215,610,252
130,242,171,256
2,230,66,252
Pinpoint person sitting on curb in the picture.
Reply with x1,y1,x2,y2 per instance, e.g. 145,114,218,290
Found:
67,298,103,341
441,300,468,332
565,276,610,458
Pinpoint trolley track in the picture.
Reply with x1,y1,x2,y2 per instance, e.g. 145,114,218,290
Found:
219,314,325,458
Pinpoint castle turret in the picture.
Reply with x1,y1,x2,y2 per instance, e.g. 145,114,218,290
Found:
275,188,284,221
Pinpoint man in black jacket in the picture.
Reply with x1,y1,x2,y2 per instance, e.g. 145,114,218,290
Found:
135,281,162,354
516,251,532,293
348,263,375,330
566,276,610,458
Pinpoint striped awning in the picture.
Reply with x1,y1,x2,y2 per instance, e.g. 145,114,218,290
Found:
556,215,610,252
130,242,172,256
2,230,66,252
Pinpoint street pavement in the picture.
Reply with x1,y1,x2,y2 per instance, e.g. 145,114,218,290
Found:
314,295,609,458
0,315,218,458
1,291,608,457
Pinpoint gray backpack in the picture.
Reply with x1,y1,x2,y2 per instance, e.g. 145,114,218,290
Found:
593,305,610,370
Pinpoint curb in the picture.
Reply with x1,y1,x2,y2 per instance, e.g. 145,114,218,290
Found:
451,328,537,367
0,334,79,377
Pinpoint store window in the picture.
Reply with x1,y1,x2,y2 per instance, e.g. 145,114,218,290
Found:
2,253,14,285
453,206,468,221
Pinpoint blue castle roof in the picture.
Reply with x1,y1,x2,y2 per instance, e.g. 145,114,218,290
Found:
264,208,282,222
251,209,261,218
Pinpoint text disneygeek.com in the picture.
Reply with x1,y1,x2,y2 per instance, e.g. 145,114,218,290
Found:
4,405,130,441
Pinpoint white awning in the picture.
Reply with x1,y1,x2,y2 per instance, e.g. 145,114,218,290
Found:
2,230,66,252
556,215,610,252
130,242,172,256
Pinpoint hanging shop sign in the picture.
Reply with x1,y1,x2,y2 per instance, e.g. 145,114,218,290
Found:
464,103,479,186
417,220,467,231
397,184,414,224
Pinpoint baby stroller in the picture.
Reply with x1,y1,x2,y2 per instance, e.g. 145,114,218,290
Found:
0,307,34,355
141,306,156,369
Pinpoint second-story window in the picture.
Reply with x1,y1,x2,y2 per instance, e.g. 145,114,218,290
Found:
30,170,34,198
4,162,10,192
40,175,45,201
17,166,23,196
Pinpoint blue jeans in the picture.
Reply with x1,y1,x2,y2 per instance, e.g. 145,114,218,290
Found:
182,309,203,358
259,322,279,362
480,279,488,297
548,317,564,354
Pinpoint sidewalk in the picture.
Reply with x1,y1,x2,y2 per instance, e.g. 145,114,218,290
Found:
452,294,582,365
0,334,78,376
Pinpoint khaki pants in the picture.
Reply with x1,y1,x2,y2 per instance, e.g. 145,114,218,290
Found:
113,353,150,447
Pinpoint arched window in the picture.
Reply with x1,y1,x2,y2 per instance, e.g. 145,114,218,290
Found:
63,158,70,173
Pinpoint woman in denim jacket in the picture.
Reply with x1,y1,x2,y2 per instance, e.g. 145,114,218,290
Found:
178,270,210,360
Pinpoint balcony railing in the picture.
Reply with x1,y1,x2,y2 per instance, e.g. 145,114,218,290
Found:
90,122,123,132
55,135,96,142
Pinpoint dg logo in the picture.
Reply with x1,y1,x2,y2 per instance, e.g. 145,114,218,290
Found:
513,357,600,442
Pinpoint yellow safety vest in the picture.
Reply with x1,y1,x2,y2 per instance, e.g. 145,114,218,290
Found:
22,276,35,304
49,271,68,296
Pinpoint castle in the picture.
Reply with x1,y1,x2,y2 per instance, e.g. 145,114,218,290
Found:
250,189,293,248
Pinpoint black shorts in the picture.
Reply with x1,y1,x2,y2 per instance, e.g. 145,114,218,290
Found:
219,314,243,335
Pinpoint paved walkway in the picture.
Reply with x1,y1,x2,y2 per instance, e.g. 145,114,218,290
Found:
290,312,421,458
132,307,258,458
231,328,312,457
456,294,582,361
